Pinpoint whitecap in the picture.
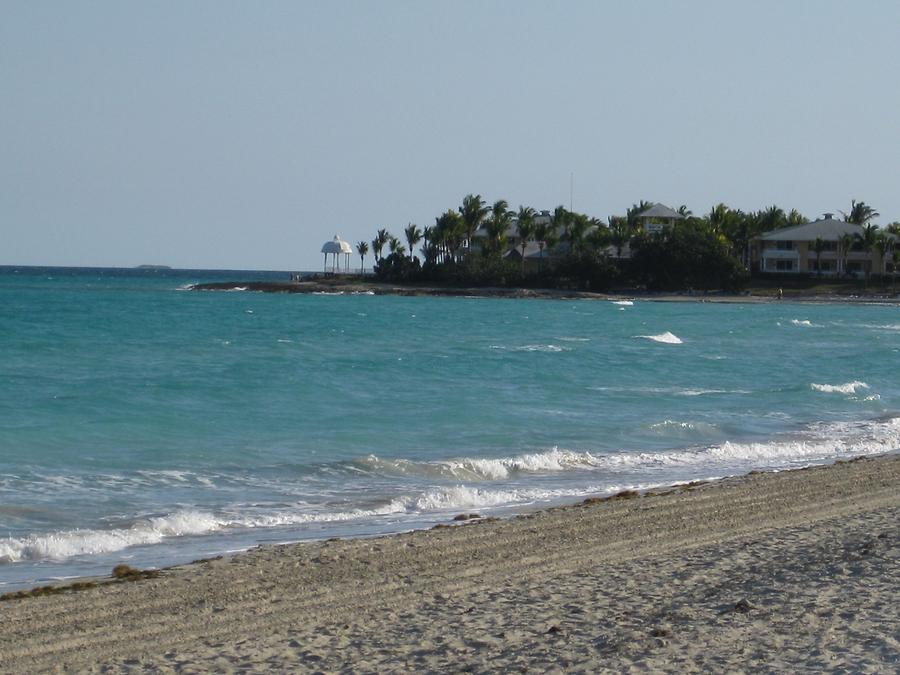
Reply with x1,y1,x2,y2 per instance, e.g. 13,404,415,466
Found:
611,300,634,306
810,381,869,394
790,319,822,327
635,331,683,344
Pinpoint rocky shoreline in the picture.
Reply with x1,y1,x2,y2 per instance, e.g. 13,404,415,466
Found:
190,278,900,304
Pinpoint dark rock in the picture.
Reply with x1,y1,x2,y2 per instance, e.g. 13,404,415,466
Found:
733,598,753,613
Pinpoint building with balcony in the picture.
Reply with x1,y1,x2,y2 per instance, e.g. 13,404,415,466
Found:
751,213,893,276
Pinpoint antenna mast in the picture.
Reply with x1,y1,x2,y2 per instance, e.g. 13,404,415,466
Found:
570,172,574,211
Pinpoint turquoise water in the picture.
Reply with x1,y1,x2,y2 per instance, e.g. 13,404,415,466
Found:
2,267,900,589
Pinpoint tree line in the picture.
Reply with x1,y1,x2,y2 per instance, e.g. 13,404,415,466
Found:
350,195,898,292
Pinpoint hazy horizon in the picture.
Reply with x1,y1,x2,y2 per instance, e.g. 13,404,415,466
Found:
4,1,899,270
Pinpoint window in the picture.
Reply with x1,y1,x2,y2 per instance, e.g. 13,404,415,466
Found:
776,260,794,271
776,240,794,250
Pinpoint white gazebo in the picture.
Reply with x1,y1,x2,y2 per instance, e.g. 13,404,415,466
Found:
320,235,353,273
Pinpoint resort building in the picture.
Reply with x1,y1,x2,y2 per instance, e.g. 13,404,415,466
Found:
751,214,895,276
634,203,684,234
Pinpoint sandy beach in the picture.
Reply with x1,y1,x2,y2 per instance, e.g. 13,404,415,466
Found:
1,454,897,673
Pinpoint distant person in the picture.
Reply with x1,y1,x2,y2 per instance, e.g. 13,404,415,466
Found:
777,287,783,300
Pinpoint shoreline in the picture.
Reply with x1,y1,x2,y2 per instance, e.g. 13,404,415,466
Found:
190,279,900,304
2,453,897,672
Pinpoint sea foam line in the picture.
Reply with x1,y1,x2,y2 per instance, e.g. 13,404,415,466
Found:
357,417,900,481
6,417,899,566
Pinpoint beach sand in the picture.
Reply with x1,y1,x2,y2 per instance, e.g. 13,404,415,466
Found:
1,454,898,673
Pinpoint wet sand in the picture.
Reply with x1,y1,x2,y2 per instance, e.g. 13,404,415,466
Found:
1,454,898,673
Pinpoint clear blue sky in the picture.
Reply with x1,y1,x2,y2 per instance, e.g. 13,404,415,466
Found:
3,1,899,270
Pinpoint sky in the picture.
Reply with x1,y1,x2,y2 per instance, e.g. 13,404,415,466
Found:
3,1,900,270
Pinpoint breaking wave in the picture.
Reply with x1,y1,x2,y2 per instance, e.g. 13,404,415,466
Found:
5,417,899,567
636,331,683,344
811,381,870,394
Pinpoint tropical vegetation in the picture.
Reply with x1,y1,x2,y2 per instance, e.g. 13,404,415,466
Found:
357,194,894,293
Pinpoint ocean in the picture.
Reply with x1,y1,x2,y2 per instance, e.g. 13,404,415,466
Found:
2,266,899,590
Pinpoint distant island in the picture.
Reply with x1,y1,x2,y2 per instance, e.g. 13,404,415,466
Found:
134,265,172,270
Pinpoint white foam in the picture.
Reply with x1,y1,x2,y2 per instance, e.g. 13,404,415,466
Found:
860,323,900,332
677,388,749,397
611,300,634,306
512,344,570,353
811,381,870,394
7,417,900,566
790,319,819,327
635,332,683,344
358,448,603,481
0,502,410,565
648,420,717,435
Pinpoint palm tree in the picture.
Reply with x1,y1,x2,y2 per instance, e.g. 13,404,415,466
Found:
855,223,880,286
372,228,389,262
813,236,824,277
626,200,653,229
871,232,892,280
516,206,535,273
388,236,406,257
586,218,610,252
404,224,422,262
483,199,512,259
893,249,900,293
551,205,570,246
458,194,489,255
356,240,369,275
567,213,590,255
421,226,433,262
677,205,693,217
841,200,879,227
608,216,632,258
533,220,558,272
756,205,786,233
435,209,465,263
838,232,854,277
786,209,806,226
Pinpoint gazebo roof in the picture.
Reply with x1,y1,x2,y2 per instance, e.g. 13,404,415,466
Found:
637,203,684,220
321,235,353,254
